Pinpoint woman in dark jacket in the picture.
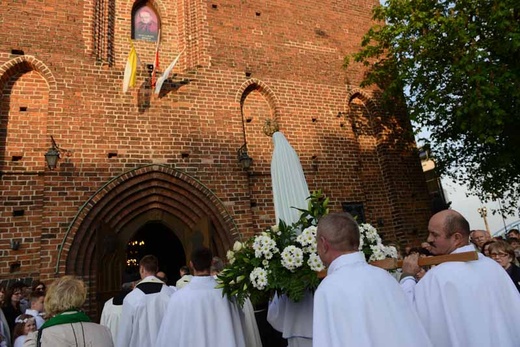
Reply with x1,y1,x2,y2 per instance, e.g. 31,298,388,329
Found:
489,240,520,292
2,282,24,334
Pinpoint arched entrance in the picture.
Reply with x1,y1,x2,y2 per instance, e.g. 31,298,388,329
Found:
58,165,239,317
125,222,186,285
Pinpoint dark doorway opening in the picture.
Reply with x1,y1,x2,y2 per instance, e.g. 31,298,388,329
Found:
125,222,186,285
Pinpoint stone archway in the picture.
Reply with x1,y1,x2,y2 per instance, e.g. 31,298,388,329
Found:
59,164,238,316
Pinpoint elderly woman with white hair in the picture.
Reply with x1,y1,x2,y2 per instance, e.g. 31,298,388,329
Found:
24,276,113,347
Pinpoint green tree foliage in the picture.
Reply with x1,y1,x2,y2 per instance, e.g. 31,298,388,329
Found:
353,0,520,212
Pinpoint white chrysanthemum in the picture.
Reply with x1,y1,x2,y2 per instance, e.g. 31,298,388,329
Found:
304,245,317,254
252,234,279,259
250,267,268,290
296,226,318,251
281,245,304,271
307,253,325,272
383,245,398,259
369,244,386,261
360,224,382,245
262,259,269,267
271,225,281,235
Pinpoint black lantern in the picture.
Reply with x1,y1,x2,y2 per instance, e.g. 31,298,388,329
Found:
44,147,60,170
237,144,253,170
44,136,62,170
237,109,253,171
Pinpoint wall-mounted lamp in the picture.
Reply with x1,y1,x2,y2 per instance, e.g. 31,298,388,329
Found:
238,110,253,171
146,64,155,77
238,144,253,170
44,136,69,170
311,155,319,172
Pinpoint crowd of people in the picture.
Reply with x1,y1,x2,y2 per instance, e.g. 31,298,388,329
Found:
1,209,520,346
0,281,46,347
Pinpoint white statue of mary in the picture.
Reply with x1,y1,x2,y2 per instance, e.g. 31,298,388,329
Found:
267,131,313,347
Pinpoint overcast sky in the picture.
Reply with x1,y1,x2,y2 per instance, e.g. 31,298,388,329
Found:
441,178,519,236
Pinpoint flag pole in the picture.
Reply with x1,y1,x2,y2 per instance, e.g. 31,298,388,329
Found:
151,29,161,89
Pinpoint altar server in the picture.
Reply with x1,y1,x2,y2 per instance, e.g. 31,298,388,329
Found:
156,247,246,347
100,286,132,345
313,212,432,347
116,255,174,347
401,209,520,347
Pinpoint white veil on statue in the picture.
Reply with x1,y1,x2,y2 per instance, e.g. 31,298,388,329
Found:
268,131,313,347
271,132,310,227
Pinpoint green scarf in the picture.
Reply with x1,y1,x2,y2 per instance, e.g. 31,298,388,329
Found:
40,309,91,330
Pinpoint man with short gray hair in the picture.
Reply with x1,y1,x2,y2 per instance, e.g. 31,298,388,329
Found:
471,229,491,250
313,212,431,347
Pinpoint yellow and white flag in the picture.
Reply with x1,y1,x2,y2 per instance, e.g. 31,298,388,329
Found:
154,48,185,95
123,42,138,93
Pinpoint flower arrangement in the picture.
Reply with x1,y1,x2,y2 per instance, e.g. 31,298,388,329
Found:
217,190,397,306
358,223,398,261
218,191,328,306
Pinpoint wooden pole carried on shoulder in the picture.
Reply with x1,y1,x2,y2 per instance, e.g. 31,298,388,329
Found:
369,251,479,270
317,251,479,278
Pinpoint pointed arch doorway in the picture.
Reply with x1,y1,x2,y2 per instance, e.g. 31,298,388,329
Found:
59,165,239,318
125,222,186,286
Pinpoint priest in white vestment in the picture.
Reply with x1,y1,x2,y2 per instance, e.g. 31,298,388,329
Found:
212,257,262,347
116,255,174,347
401,209,520,347
156,247,246,347
100,287,132,345
267,131,313,347
313,212,432,347
175,265,193,289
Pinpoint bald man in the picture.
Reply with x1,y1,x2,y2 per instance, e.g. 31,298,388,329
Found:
313,212,432,347
401,210,520,346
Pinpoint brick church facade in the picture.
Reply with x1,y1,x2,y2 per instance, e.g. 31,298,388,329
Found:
0,0,431,314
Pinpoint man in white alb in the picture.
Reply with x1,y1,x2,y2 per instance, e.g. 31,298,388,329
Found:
401,209,520,346
100,284,133,345
313,212,432,347
175,265,193,289
116,255,174,347
156,247,246,347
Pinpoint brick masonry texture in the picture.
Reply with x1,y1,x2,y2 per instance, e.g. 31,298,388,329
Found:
0,0,431,314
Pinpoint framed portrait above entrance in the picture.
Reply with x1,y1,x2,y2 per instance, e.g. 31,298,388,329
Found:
133,5,159,42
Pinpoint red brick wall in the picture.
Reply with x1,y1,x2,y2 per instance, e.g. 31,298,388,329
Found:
0,0,430,303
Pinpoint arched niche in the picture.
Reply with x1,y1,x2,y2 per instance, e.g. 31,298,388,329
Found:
0,59,51,172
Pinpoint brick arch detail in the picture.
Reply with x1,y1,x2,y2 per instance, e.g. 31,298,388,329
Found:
345,88,381,116
346,88,381,114
0,56,57,92
344,88,388,138
56,164,239,275
235,78,281,120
